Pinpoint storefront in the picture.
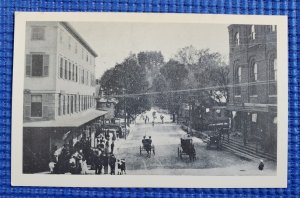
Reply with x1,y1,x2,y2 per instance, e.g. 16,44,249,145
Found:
227,103,277,155
23,109,107,173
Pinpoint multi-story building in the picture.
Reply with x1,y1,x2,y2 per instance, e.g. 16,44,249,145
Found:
23,22,106,173
227,25,277,155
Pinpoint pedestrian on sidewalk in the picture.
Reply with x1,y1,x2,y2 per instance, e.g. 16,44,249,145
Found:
160,115,164,124
120,159,126,175
95,151,103,174
109,154,116,175
111,141,115,154
103,154,109,174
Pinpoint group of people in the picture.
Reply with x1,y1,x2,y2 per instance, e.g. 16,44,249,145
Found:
49,140,91,175
49,133,126,175
142,136,154,157
140,112,165,126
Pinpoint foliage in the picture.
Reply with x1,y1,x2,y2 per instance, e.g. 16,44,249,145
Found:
99,46,229,118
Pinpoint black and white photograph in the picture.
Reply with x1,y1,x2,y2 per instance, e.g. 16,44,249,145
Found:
12,13,288,188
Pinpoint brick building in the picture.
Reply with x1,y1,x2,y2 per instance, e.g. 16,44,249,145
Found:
23,22,106,173
227,25,277,155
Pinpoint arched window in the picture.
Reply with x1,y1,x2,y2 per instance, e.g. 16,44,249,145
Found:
269,55,277,95
250,25,256,40
234,66,241,95
234,32,240,46
250,61,257,95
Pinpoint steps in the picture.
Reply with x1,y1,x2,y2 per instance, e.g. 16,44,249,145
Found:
222,139,277,162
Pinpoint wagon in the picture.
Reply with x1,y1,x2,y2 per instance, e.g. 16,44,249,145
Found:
140,137,155,157
204,131,222,150
178,136,196,161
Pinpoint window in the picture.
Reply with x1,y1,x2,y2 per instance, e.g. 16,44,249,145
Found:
81,48,84,59
234,66,241,95
63,95,65,115
75,43,78,54
69,62,72,80
31,27,45,40
75,65,78,82
269,56,277,95
31,95,42,117
78,95,81,111
71,95,73,114
68,37,71,50
86,53,89,62
87,71,89,85
59,57,63,78
59,30,63,43
64,60,68,79
26,54,49,77
58,94,61,116
271,25,276,32
234,32,240,46
82,69,85,84
67,95,70,114
250,25,256,40
72,64,75,81
75,95,77,112
250,62,258,95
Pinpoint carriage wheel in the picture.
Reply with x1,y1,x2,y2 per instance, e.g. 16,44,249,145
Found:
140,146,142,155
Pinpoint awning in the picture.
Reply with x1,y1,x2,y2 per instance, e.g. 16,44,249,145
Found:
227,103,277,113
24,109,107,128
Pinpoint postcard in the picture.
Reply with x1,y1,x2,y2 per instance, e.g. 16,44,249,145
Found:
11,12,288,188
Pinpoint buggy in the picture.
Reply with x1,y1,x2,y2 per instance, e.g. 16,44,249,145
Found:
203,131,222,150
140,137,155,157
178,135,196,161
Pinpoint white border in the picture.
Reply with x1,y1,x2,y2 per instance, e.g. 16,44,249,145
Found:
11,12,288,188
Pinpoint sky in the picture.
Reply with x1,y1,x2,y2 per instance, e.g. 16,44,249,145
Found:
70,22,230,79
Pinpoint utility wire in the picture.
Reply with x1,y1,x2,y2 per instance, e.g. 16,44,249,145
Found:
106,80,276,98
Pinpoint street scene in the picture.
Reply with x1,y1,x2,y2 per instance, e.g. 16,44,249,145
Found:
115,109,275,176
22,21,277,176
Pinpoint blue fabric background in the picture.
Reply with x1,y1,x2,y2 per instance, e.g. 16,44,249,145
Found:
0,0,299,197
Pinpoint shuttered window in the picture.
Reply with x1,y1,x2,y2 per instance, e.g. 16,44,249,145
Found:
26,54,49,77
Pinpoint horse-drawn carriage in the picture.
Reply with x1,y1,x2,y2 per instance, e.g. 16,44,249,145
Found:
140,136,155,157
178,135,196,161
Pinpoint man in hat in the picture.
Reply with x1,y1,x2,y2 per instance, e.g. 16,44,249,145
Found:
258,159,264,171
120,159,126,175
109,154,116,175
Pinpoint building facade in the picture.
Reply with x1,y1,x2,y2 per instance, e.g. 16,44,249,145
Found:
23,22,104,173
227,25,277,155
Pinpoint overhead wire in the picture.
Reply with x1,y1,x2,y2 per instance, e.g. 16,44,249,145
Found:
106,80,276,98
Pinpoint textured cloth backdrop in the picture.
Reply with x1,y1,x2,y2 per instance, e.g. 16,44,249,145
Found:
0,0,299,197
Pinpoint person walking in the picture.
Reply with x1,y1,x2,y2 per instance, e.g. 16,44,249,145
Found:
160,115,164,124
95,151,103,174
111,141,115,154
109,154,116,175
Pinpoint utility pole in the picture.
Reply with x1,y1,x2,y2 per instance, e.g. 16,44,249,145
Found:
123,88,127,140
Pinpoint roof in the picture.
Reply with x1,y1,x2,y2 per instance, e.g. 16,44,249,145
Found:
24,109,107,128
60,22,98,57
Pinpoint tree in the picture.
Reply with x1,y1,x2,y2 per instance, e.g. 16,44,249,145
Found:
100,54,151,119
159,59,189,114
174,46,229,106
